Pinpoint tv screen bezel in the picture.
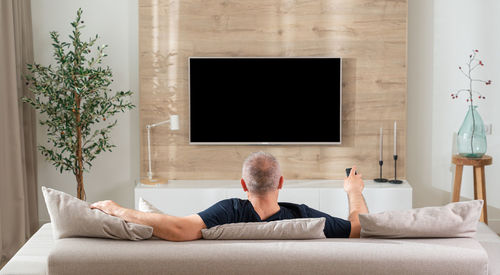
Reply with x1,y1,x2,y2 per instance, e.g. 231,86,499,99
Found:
188,56,342,145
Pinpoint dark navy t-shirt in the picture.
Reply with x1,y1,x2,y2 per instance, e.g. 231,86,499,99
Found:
198,198,351,238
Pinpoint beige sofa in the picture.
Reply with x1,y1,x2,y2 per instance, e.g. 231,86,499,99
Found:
2,223,500,275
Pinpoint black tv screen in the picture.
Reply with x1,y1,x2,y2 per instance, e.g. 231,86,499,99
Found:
189,57,342,144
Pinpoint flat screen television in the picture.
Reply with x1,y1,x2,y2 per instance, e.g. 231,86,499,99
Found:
189,57,342,144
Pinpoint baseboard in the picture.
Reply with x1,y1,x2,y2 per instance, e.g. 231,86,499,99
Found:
488,219,500,234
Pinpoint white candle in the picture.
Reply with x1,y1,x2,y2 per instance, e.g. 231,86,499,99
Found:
379,127,383,161
393,121,397,156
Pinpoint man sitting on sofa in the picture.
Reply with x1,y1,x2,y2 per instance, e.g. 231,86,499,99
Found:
91,151,368,241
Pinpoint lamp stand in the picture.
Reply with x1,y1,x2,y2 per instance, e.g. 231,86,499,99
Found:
139,115,179,185
140,177,167,185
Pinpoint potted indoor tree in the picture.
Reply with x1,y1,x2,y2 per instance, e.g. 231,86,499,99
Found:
23,8,134,200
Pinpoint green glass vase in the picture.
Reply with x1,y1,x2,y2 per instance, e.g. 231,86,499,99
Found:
457,105,487,158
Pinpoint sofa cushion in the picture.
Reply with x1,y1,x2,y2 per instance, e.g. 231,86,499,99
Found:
201,218,326,240
359,200,483,238
42,186,153,240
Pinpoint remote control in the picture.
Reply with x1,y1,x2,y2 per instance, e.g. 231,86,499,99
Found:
345,168,357,177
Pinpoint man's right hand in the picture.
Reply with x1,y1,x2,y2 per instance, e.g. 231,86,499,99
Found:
343,166,364,195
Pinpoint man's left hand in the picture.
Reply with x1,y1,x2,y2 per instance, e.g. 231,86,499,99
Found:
90,200,123,216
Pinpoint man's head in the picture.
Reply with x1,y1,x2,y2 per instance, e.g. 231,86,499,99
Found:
241,151,283,195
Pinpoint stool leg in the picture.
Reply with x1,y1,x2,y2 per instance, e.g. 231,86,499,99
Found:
481,167,488,224
473,168,478,200
474,166,488,224
452,165,463,202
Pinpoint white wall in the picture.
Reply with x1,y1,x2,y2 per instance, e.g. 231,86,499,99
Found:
409,0,500,232
31,0,139,224
408,0,450,209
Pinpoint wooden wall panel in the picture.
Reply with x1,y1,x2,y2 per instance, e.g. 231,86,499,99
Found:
139,0,408,181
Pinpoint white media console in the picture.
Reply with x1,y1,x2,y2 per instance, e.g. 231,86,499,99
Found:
135,180,412,219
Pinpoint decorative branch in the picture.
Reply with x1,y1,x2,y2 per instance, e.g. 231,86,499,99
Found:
450,49,491,104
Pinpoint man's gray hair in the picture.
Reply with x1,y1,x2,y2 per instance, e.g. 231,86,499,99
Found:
242,151,281,194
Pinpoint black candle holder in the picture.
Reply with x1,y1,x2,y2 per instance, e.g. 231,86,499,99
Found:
389,155,403,184
374,160,388,182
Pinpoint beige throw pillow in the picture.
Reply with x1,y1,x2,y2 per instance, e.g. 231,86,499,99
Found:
202,217,326,240
138,197,163,214
359,200,483,238
42,186,153,240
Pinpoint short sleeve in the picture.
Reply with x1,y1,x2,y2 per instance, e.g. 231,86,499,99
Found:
197,199,235,229
303,205,351,238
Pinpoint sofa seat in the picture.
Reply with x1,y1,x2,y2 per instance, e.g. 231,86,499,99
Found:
2,223,499,275
477,223,500,275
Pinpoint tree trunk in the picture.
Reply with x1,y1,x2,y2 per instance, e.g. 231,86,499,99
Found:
75,94,85,200
76,172,85,200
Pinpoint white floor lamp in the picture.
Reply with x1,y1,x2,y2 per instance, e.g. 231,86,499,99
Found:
141,115,179,185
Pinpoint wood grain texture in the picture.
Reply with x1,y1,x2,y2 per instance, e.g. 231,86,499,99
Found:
452,154,492,166
139,0,408,180
452,165,463,202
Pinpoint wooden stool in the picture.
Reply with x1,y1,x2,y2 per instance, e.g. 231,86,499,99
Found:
452,155,492,224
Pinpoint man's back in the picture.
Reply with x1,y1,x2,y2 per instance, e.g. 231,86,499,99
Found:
198,198,351,238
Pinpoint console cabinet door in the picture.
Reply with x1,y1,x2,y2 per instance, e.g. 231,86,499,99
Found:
319,188,413,221
319,189,349,220
278,188,320,210
136,188,227,216
362,188,412,214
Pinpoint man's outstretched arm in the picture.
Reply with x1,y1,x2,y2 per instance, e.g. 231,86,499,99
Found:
90,201,206,241
344,166,368,238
